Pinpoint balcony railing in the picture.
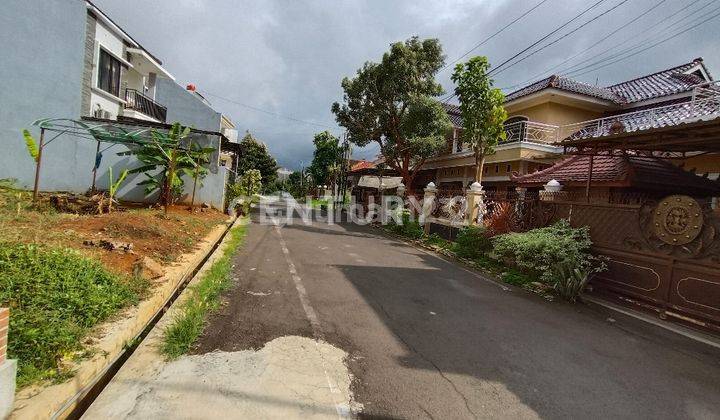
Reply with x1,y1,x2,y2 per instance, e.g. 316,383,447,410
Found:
502,121,559,145
124,89,167,122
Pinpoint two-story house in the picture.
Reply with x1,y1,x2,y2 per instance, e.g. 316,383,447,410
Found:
1,0,237,208
416,58,716,193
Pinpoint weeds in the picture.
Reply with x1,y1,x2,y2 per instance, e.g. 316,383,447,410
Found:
161,222,247,359
0,242,147,387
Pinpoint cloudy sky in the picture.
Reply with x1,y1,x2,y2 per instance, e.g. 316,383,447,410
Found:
95,0,720,170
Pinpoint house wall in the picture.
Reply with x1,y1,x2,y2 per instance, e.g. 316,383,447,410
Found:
155,79,222,131
0,0,88,191
89,19,126,119
510,102,602,126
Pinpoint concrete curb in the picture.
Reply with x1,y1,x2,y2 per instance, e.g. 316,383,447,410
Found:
583,295,720,350
10,217,237,420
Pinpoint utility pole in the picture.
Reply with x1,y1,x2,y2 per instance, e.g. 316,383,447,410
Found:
337,132,351,207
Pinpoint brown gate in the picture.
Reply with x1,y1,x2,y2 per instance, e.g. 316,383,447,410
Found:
540,193,720,332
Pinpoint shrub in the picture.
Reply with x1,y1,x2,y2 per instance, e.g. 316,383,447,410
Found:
552,261,592,302
484,202,517,236
491,220,594,284
453,225,492,259
0,243,145,386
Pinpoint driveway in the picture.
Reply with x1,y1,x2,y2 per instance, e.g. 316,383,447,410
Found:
87,216,720,419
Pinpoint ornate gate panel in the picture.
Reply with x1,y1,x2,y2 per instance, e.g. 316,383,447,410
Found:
539,194,720,330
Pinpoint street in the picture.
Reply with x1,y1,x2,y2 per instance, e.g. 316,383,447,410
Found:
194,216,720,419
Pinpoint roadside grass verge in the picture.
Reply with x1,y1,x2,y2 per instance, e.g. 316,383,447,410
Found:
161,222,247,359
0,242,148,387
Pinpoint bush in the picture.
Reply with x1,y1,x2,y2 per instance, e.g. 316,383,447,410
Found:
491,220,595,284
389,211,424,239
453,226,492,259
0,243,145,386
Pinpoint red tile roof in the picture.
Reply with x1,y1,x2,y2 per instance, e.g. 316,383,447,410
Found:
513,154,720,195
350,160,376,172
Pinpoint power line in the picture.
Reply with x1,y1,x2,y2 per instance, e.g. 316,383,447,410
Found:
566,7,720,78
488,0,608,76
441,0,609,103
499,0,712,92
501,0,672,90
491,0,631,77
439,0,550,73
561,0,717,76
198,90,337,130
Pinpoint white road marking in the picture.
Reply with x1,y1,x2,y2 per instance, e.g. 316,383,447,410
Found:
274,226,350,419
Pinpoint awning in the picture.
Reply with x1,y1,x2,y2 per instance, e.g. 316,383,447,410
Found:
126,47,175,80
358,176,404,190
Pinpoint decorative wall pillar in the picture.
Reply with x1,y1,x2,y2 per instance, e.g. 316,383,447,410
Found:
465,182,486,226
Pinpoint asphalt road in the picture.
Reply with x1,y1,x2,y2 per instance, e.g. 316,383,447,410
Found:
195,214,720,419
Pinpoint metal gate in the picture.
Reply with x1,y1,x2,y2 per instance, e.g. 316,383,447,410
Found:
541,194,720,332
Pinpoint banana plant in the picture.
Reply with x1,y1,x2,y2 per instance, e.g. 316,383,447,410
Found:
106,166,129,213
22,129,39,162
119,122,214,215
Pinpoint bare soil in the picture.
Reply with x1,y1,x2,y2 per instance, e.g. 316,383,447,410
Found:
0,186,228,277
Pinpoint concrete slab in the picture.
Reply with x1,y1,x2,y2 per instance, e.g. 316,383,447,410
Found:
85,336,357,419
0,360,17,419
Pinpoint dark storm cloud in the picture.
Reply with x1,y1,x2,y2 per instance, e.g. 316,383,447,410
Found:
94,0,719,169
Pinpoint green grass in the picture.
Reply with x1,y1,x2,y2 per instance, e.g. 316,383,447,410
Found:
161,222,247,359
0,242,147,387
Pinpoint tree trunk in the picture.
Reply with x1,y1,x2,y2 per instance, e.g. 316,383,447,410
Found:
189,164,199,211
474,150,485,184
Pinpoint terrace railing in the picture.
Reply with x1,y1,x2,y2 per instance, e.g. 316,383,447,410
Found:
558,81,720,142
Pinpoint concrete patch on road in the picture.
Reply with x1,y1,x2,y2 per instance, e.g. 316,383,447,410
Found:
87,336,360,419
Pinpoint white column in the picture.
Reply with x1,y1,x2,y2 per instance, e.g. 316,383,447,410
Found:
465,181,486,226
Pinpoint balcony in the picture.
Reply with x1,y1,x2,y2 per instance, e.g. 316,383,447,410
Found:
501,120,559,145
124,89,167,122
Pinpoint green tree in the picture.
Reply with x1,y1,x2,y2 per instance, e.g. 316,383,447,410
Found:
236,132,279,187
308,131,341,187
288,170,308,198
226,169,262,214
332,37,452,188
451,56,508,183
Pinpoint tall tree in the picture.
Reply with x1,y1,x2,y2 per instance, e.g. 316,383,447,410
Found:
451,56,508,183
236,131,279,186
332,37,452,188
308,131,341,187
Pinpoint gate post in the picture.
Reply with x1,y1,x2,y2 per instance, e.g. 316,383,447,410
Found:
421,182,437,234
466,182,486,226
